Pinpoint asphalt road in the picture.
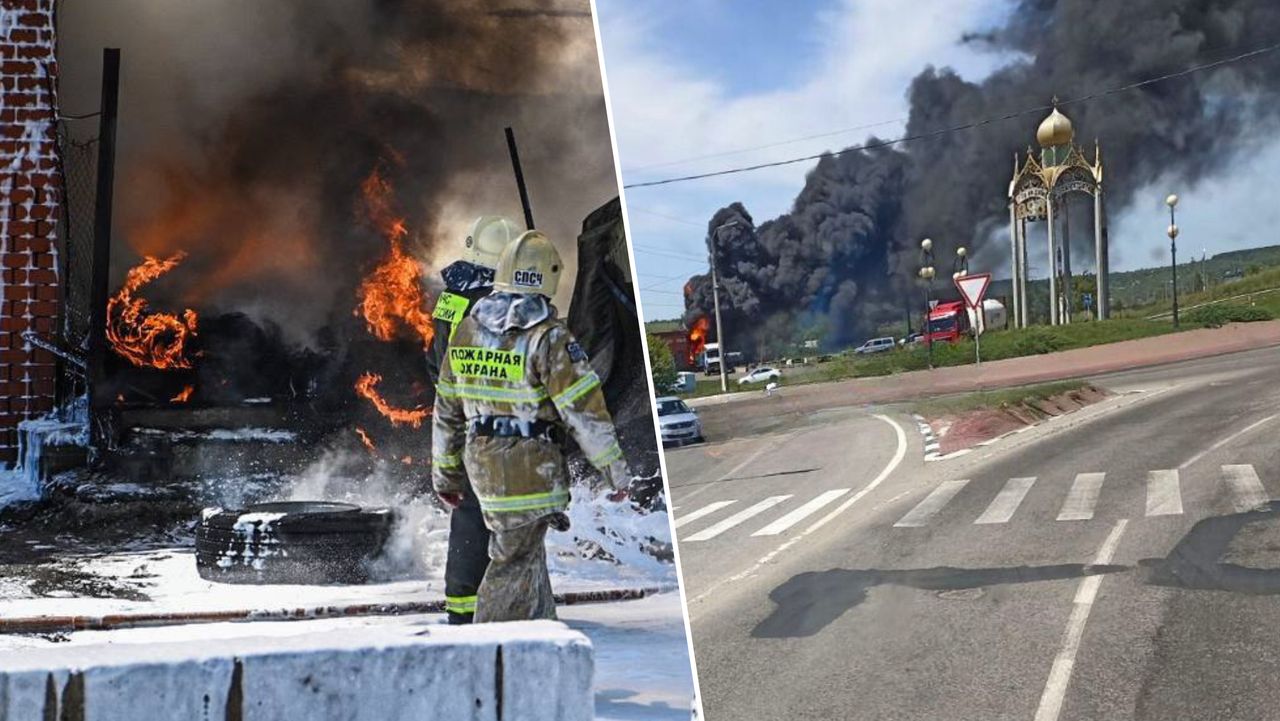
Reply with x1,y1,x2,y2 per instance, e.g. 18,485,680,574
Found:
667,346,1280,720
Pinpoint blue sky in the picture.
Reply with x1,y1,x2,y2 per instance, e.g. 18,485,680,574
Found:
595,1,1280,323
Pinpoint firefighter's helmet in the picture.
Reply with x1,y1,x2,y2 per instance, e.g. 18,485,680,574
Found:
463,216,521,269
494,230,562,297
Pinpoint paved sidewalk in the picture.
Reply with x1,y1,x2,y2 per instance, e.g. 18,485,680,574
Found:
692,320,1280,422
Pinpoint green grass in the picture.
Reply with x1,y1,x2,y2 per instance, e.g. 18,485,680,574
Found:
908,380,1089,418
673,301,1277,398
813,317,1179,382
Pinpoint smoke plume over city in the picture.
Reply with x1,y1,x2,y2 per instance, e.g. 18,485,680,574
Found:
684,0,1280,350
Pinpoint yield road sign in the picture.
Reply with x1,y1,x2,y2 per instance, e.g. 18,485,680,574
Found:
955,273,991,309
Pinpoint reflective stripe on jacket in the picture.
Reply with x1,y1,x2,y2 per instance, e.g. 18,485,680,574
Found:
432,307,622,529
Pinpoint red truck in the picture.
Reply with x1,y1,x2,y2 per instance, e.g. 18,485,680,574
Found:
925,299,1007,344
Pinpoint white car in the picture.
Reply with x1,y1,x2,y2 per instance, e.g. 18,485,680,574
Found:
656,396,703,446
737,366,781,386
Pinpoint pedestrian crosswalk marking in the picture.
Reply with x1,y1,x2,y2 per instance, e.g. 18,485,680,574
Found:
974,477,1036,525
1222,464,1269,512
1145,470,1182,516
1058,473,1105,521
895,480,970,528
670,465,1272,540
673,500,736,529
751,489,850,536
684,495,793,542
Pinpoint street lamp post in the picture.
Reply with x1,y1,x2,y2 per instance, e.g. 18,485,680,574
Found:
919,238,936,370
710,220,740,393
1166,194,1180,328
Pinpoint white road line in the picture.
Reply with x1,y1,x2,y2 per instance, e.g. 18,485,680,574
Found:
1034,519,1129,721
1057,473,1105,521
687,413,908,608
1222,464,1269,513
1145,470,1183,517
673,500,736,529
894,480,969,528
751,489,850,536
1180,414,1279,469
683,496,793,542
974,477,1036,525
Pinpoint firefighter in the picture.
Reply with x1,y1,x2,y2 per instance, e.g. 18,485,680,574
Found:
426,215,520,625
431,229,631,622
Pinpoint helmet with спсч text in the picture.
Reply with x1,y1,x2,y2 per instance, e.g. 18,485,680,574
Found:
494,230,562,297
463,215,521,269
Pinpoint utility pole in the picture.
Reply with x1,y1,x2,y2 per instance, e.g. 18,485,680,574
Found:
87,48,121,461
710,220,739,393
1166,194,1180,328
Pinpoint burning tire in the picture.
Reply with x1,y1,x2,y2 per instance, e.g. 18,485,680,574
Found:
195,501,396,585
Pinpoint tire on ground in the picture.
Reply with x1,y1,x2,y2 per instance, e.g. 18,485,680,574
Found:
195,501,396,585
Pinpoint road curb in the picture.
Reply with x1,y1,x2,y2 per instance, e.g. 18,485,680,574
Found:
0,585,679,635
912,414,973,462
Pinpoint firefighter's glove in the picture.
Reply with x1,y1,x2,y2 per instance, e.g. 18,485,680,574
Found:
437,491,463,509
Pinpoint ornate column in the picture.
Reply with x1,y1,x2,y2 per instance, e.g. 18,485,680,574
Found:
1019,217,1029,327
1047,197,1057,325
1009,202,1020,327
1094,187,1108,319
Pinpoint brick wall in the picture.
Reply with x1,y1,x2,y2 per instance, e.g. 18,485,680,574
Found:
0,0,61,465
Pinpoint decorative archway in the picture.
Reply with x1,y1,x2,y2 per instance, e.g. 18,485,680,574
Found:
1008,101,1107,326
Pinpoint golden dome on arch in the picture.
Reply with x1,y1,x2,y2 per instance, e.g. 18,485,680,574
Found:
1036,105,1074,148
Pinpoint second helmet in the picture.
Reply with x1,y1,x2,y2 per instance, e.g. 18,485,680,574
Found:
464,215,521,269
494,230,563,297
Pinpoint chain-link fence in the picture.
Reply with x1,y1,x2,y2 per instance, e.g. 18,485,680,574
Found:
53,123,99,405
57,126,98,352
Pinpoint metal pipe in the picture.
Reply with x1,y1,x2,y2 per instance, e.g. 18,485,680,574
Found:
504,126,535,230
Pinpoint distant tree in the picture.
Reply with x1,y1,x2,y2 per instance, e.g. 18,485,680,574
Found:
646,333,677,394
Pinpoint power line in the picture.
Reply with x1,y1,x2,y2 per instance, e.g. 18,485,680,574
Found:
626,115,908,173
623,39,1280,190
632,245,706,262
627,205,705,227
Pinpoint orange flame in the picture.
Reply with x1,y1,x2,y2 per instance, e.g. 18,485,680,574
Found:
355,427,376,453
170,385,195,403
354,168,435,349
687,316,709,365
107,253,199,370
354,372,430,428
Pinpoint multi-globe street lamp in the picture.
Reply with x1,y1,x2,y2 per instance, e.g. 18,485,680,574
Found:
919,238,936,370
1166,194,1180,328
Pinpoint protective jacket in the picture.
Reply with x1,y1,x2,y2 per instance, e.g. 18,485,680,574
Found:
425,260,495,394
424,259,495,623
432,292,626,530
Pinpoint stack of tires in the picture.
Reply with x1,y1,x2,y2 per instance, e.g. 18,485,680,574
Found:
196,501,396,585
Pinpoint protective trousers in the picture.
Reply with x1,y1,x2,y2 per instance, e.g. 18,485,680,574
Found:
444,487,491,624
473,519,556,623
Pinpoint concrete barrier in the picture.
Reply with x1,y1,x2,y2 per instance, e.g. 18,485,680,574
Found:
0,620,593,721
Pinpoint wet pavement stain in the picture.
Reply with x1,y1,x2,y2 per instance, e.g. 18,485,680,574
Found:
1139,500,1280,594
753,563,1127,638
753,501,1280,639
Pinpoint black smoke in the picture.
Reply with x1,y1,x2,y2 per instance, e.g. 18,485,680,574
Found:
57,0,614,338
686,0,1280,350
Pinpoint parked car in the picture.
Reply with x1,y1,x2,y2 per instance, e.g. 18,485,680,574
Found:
737,366,781,386
853,337,896,354
669,371,697,394
656,396,703,446
898,332,924,347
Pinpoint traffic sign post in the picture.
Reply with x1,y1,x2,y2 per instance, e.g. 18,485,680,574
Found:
955,272,992,366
